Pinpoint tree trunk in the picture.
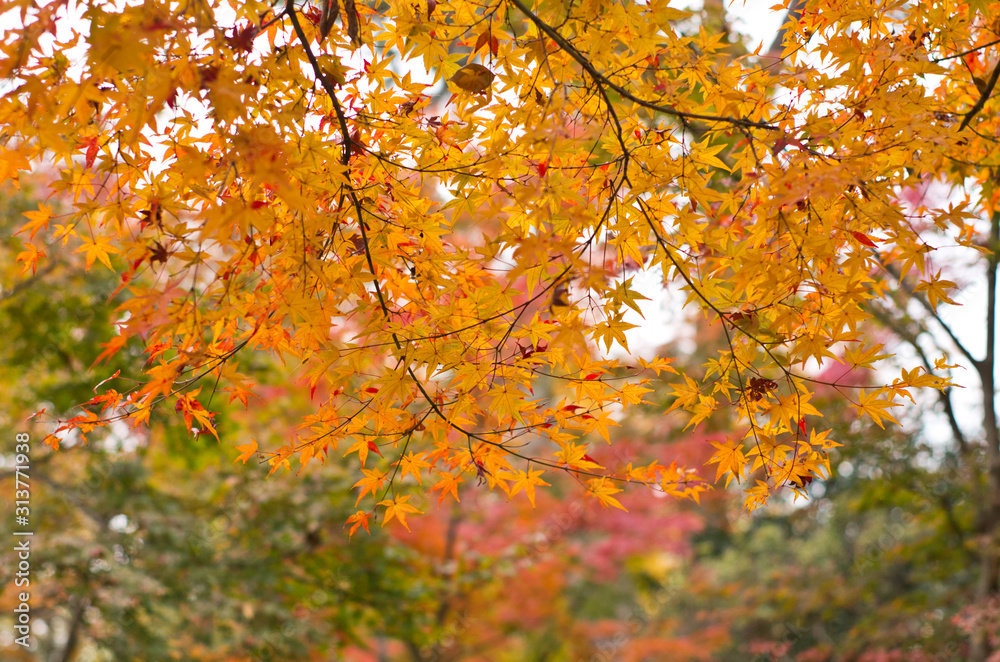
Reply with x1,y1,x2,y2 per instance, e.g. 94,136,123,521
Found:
970,211,1000,662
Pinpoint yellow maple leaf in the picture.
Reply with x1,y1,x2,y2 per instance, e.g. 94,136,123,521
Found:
16,243,44,275
853,388,902,429
914,270,957,311
707,437,746,487
18,204,52,240
353,468,387,506
397,451,431,484
378,495,422,531
507,467,550,507
429,471,463,505
587,477,628,512
744,480,771,511
74,234,120,271
233,438,259,464
554,443,604,471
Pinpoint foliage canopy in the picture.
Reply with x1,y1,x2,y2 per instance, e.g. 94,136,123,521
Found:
3,0,996,522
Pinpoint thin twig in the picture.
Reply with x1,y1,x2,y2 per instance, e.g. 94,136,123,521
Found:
506,0,777,131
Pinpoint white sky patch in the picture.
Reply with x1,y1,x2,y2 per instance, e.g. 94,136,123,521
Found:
725,0,789,51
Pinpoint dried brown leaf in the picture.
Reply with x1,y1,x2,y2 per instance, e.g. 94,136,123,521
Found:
448,63,495,93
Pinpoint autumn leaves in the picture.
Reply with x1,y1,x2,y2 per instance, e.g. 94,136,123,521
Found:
4,0,985,529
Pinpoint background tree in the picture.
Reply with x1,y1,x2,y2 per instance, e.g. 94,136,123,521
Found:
866,194,999,660
587,332,977,661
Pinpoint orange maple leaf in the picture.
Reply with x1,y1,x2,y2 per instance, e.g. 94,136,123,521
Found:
707,437,747,487
18,204,52,240
234,438,259,464
346,510,372,538
429,471,463,505
353,468,387,505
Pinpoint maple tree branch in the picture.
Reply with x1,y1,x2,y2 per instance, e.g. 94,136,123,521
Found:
0,258,60,303
507,0,778,131
638,200,909,406
719,312,770,478
636,200,783,358
260,8,288,30
638,199,807,470
959,61,1000,131
285,0,352,166
932,37,1000,64
286,0,395,325
286,0,653,496
372,416,430,504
